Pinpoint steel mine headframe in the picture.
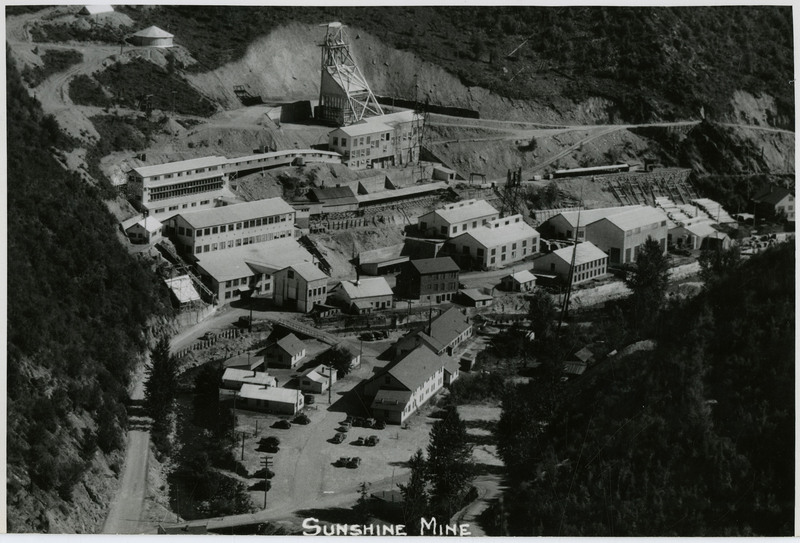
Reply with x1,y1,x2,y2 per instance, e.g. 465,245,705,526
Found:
316,22,383,126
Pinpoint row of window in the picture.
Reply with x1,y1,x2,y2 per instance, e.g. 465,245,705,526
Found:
189,215,291,238
307,286,327,298
425,282,456,292
574,266,605,283
153,199,210,214
148,177,224,201
148,165,222,182
194,232,291,254
575,258,604,273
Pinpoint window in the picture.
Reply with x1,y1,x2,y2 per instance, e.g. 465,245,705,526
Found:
332,137,338,146
502,245,507,253
212,226,218,234
288,270,295,279
178,227,185,235
196,246,202,254
472,221,477,228
462,224,467,231
200,200,210,205
220,225,226,233
236,222,242,230
169,205,178,211
512,243,517,250
341,138,347,146
490,257,495,264
366,136,370,144
491,248,496,255
236,239,242,246
204,245,209,252
204,228,210,236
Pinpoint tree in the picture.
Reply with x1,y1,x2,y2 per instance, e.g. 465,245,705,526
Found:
398,449,430,534
426,406,474,518
144,336,179,422
315,344,354,378
527,289,557,340
624,236,670,332
698,245,741,286
354,481,372,524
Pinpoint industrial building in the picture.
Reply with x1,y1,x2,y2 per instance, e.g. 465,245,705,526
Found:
584,206,668,264
541,205,644,241
533,241,608,286
129,156,231,221
327,110,421,170
444,214,540,270
122,215,163,244
194,238,316,304
272,261,330,313
418,199,500,238
235,384,304,415
329,277,394,314
164,198,296,259
395,257,460,303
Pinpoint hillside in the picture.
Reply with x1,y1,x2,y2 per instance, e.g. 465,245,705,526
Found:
6,54,172,532
492,243,794,536
108,5,794,126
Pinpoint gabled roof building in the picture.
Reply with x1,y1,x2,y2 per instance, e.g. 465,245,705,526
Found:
418,199,500,239
533,241,608,286
444,214,540,270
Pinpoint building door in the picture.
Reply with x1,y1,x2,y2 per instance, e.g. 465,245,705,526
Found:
609,247,621,264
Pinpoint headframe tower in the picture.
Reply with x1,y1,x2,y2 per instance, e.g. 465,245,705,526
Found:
315,22,383,127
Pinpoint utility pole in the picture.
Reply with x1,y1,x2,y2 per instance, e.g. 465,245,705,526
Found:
261,456,274,509
241,431,246,461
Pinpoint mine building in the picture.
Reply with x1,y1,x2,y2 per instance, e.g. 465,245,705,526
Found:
395,257,460,303
532,241,608,286
272,261,330,313
327,110,421,170
500,270,537,292
164,197,297,259
329,276,394,314
418,199,500,239
444,214,540,270
265,333,307,369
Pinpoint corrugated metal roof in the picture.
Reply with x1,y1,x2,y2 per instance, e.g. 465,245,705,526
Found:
334,120,392,137
309,186,358,205
177,198,294,229
546,242,608,266
753,186,792,206
133,155,227,178
355,182,448,204
337,277,393,300
433,199,498,224
410,257,460,275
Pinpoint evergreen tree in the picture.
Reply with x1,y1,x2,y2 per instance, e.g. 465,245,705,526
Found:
624,236,670,332
426,406,474,518
144,336,179,422
527,289,557,340
398,449,430,534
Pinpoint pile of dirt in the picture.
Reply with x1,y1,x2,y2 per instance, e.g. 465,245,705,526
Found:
312,227,407,280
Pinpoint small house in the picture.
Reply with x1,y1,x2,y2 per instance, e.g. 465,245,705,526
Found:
124,216,163,244
457,288,493,308
329,276,394,314
298,364,337,394
265,333,306,369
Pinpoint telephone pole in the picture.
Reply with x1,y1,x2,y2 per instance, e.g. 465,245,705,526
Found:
261,456,274,509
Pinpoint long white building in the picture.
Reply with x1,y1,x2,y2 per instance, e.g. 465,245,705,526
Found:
418,199,500,238
164,198,296,259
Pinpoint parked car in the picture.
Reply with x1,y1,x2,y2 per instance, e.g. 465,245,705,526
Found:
274,419,292,430
339,422,352,431
304,394,315,405
374,420,386,430
366,435,380,446
334,457,350,467
294,413,311,425
259,436,280,450
344,415,355,425
346,457,362,469
354,436,365,446
365,418,376,428
332,432,346,444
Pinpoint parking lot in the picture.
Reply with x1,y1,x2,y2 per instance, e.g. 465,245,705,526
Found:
228,335,442,522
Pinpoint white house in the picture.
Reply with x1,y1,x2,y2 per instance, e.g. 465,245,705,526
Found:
220,368,277,391
265,333,307,369
123,216,163,244
501,270,537,292
298,364,338,394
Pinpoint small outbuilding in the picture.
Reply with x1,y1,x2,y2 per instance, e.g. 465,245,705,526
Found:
131,25,174,48
298,364,337,394
236,384,304,415
500,270,537,292
124,215,163,244
457,288,493,308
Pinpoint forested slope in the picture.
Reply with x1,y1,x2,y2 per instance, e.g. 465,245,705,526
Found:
6,54,171,532
117,5,793,125
493,243,794,535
